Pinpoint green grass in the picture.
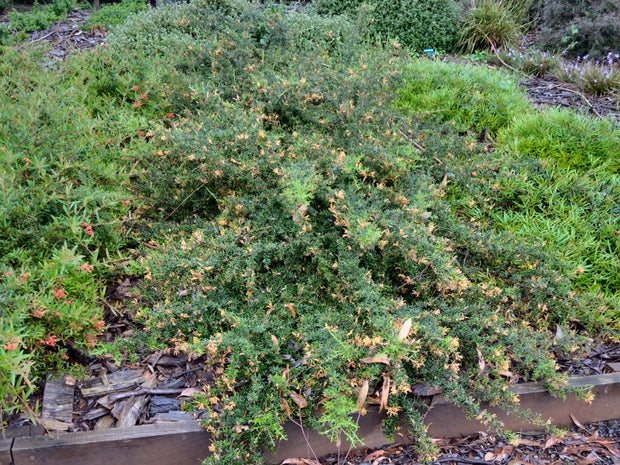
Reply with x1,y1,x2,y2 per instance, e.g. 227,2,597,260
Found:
0,1,618,463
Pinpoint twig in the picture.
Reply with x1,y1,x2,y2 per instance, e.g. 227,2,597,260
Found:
555,85,604,119
19,29,56,47
398,129,425,151
108,387,187,402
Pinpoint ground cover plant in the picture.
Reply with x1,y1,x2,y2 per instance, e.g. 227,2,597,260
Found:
1,0,618,464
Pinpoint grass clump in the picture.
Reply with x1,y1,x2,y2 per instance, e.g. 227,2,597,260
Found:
458,0,531,53
397,59,530,135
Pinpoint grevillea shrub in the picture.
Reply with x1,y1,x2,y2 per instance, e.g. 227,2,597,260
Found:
102,3,611,463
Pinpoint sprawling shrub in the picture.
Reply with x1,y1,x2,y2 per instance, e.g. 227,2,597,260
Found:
313,0,460,52
0,0,10,14
533,0,620,60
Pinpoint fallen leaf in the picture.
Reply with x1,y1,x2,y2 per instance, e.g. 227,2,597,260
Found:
361,354,391,365
570,414,590,434
484,451,495,461
363,450,384,462
577,452,598,465
282,398,291,418
285,303,297,318
515,438,541,447
398,318,412,341
180,387,203,397
544,436,563,449
476,348,486,373
290,391,308,409
379,375,390,412
588,439,620,458
281,458,320,465
271,334,279,347
356,379,369,409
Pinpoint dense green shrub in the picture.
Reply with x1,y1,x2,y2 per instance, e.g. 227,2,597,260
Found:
0,0,10,15
533,0,620,60
313,0,460,52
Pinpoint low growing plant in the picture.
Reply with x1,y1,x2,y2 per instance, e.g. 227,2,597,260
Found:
552,53,620,96
397,59,530,135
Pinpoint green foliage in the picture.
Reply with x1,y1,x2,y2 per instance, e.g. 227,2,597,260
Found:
533,0,620,60
0,0,9,14
84,0,149,30
458,0,532,53
1,1,617,462
496,109,620,174
0,24,9,45
8,0,75,33
313,0,461,52
397,59,530,135
445,108,620,315
0,41,155,417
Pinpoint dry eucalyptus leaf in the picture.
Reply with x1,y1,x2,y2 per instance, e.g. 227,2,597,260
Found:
398,318,412,341
361,354,391,365
379,376,390,412
289,391,308,409
356,379,369,409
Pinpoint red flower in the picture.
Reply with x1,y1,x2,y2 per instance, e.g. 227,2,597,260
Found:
140,92,148,101
81,264,94,273
43,334,58,347
166,112,175,118
3,340,19,351
133,100,142,108
24,157,30,165
84,225,94,236
132,86,140,91
123,200,130,206
54,287,66,299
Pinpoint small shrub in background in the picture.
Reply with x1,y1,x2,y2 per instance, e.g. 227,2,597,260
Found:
84,0,149,30
313,0,461,52
8,0,75,33
0,0,9,15
552,53,620,96
495,48,560,76
533,0,620,60
458,0,532,53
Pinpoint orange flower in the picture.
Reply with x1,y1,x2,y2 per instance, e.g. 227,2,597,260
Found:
3,340,19,351
81,264,94,273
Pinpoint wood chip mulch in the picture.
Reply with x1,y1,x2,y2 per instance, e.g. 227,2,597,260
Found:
316,420,620,465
